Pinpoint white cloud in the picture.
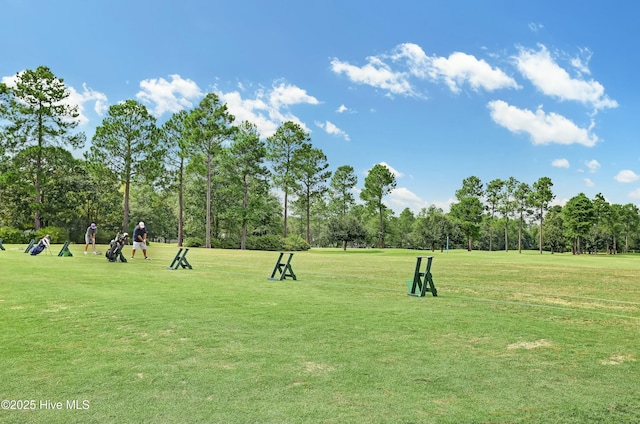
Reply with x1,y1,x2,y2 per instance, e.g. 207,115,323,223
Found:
391,43,431,78
584,178,595,187
219,90,280,137
585,159,600,173
1,74,18,85
217,81,319,138
336,104,356,114
514,44,618,111
528,22,544,32
269,81,319,109
552,158,570,168
379,162,404,178
386,195,457,216
629,188,640,199
488,100,598,146
551,197,569,207
615,170,640,183
571,47,592,76
428,51,520,93
136,74,203,117
388,187,428,213
315,120,350,141
330,55,415,97
431,198,455,213
66,84,108,125
330,42,519,97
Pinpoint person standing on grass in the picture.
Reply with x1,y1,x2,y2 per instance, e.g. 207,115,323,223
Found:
84,223,97,255
131,221,149,260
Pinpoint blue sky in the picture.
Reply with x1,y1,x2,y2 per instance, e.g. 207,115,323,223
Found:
2,0,639,214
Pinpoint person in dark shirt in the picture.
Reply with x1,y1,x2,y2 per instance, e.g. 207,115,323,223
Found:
131,221,149,260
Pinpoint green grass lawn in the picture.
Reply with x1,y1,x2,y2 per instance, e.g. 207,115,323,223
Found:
1,243,640,423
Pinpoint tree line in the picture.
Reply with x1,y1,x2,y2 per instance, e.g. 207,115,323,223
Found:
1,66,639,253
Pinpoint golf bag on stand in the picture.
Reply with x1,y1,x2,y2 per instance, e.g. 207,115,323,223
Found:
30,235,51,256
106,232,129,262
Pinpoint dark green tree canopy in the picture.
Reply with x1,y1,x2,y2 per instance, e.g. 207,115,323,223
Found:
360,163,396,247
293,143,331,243
266,121,309,195
455,175,483,200
88,100,161,176
329,165,358,217
0,66,86,228
327,214,367,250
87,99,163,231
1,66,85,152
360,163,396,206
563,192,595,239
222,121,270,249
266,120,310,237
529,176,555,254
186,93,236,248
450,196,483,250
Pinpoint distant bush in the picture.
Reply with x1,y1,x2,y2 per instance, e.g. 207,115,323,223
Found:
183,237,204,247
97,231,117,244
282,235,310,251
35,226,67,243
0,227,26,244
182,235,310,251
246,234,283,251
218,237,240,249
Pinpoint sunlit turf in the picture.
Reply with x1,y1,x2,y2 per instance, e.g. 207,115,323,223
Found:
1,243,640,423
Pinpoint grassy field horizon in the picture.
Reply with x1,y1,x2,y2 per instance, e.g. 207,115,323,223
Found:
1,243,639,423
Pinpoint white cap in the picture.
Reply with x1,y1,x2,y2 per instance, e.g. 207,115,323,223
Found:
139,222,145,228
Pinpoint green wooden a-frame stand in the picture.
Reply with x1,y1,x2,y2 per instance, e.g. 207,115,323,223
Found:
24,239,35,253
268,252,296,281
168,248,192,270
58,241,73,257
408,256,437,297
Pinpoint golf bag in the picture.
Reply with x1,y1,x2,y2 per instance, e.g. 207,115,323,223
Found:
30,236,50,256
106,232,128,262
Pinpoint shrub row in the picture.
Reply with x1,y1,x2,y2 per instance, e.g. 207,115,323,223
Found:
0,226,67,244
183,234,310,251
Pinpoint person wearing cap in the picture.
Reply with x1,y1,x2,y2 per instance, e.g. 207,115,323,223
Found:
84,223,98,255
131,221,149,259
